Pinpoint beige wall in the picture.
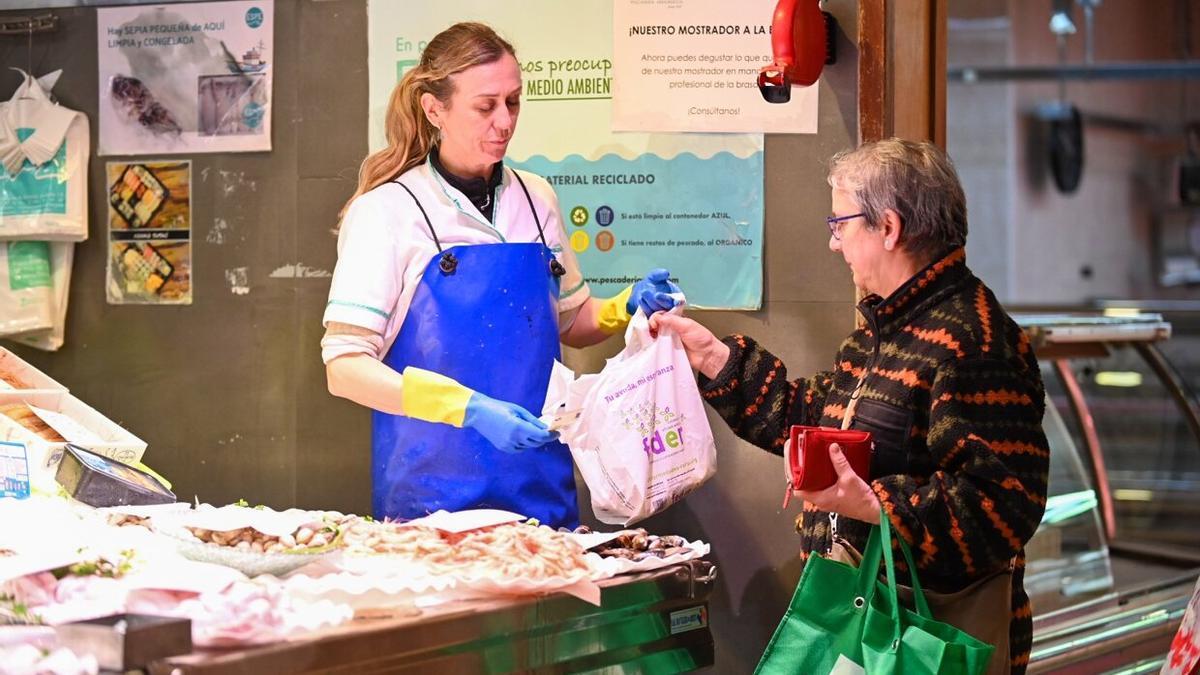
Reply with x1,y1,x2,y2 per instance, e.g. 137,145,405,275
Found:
949,0,1200,304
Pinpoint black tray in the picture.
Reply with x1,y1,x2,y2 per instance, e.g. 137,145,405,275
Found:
55,444,175,507
55,613,191,670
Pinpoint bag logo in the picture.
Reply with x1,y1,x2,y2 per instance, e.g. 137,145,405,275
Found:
669,606,707,635
643,423,685,455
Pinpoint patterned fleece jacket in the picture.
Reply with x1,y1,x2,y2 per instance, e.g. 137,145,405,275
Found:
699,248,1050,674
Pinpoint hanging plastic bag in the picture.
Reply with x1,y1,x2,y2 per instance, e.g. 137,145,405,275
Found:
0,241,53,336
0,70,90,242
7,242,73,351
549,302,716,525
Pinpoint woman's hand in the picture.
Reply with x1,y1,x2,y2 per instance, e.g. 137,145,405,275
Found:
648,313,731,379
629,268,681,315
463,392,557,454
796,443,881,524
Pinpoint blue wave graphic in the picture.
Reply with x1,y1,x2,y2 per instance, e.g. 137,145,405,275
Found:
510,152,763,310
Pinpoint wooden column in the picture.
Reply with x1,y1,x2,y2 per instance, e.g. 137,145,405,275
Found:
858,0,948,147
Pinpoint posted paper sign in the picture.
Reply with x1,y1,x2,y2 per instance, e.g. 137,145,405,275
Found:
97,1,273,155
612,0,818,134
368,0,764,309
106,160,193,304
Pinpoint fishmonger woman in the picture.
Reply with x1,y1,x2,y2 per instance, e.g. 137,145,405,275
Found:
322,23,677,528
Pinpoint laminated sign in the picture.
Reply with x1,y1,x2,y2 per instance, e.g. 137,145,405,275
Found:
96,0,274,155
548,303,716,525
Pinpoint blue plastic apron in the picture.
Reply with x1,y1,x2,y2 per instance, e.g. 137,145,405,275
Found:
372,177,579,528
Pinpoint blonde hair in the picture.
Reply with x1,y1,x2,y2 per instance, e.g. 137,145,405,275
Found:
828,138,967,265
338,23,516,225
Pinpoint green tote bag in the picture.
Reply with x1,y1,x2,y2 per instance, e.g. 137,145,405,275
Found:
754,509,995,675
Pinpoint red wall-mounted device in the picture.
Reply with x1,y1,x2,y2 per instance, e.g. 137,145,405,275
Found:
758,0,830,103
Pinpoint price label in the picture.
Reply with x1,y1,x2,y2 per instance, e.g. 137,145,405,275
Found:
0,440,30,499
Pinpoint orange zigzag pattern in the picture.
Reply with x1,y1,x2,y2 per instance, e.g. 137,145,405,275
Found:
981,495,1024,551
988,439,1049,458
965,433,1049,460
882,248,966,315
872,366,931,390
947,507,976,575
840,360,864,378
952,389,1033,406
744,358,782,417
874,484,915,544
999,476,1046,505
822,402,846,421
975,284,993,353
903,325,966,358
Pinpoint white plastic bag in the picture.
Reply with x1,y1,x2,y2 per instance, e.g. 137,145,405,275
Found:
0,241,53,337
7,242,73,351
0,70,90,242
551,306,716,525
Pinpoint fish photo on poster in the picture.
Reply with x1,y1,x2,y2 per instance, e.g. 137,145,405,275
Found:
105,7,232,147
198,72,268,137
109,74,183,139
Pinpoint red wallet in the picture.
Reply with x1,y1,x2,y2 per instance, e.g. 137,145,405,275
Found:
782,425,874,508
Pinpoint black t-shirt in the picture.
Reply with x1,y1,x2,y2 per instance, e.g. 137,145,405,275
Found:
429,146,503,223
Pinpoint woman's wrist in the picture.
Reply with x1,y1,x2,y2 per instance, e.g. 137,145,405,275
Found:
699,341,731,379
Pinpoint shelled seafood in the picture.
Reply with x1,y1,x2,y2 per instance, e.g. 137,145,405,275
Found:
584,527,694,561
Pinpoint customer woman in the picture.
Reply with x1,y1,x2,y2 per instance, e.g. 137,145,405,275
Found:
322,22,677,528
652,139,1049,674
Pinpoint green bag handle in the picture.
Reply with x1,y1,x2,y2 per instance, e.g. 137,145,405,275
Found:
854,520,886,609
878,506,934,623
850,508,936,630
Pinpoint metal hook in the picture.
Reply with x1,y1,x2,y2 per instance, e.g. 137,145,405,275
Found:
26,22,33,76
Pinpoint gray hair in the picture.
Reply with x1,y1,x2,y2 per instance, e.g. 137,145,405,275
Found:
827,138,967,265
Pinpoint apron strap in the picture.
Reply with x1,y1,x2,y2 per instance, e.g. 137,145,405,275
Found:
393,180,458,274
511,171,566,278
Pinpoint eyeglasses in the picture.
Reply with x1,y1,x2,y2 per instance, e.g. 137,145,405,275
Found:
826,212,865,240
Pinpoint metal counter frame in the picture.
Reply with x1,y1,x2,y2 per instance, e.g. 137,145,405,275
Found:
149,560,717,674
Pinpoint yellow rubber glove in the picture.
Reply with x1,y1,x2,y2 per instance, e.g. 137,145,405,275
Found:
400,367,474,427
596,285,634,335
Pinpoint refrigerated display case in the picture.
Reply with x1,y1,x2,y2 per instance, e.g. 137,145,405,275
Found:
1014,312,1200,674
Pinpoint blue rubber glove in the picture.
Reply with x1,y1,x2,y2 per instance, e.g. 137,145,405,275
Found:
628,268,681,316
463,392,557,454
